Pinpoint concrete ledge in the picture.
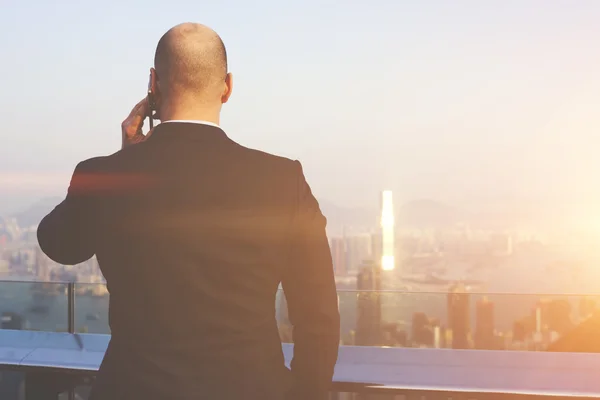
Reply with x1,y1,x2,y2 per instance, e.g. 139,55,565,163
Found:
1,330,600,397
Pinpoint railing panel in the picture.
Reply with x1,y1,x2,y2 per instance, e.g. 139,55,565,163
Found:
2,280,600,398
0,281,69,332
2,280,599,353
72,283,109,335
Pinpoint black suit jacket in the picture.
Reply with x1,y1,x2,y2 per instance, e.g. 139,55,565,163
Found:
37,122,340,400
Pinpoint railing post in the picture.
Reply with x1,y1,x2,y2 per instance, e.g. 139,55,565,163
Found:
67,282,75,334
67,282,75,400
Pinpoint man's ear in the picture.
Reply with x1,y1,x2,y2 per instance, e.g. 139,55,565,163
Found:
222,72,233,104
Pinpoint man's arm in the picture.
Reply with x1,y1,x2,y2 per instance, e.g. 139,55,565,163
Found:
37,160,99,265
37,97,149,265
282,161,340,400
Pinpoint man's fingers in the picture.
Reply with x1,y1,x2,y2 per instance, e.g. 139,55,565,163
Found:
121,97,152,149
123,98,149,124
128,98,149,118
122,115,142,133
130,113,145,130
122,98,150,136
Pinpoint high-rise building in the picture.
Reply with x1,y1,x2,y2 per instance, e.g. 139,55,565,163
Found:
448,284,470,349
475,297,495,349
534,299,550,336
345,235,371,276
412,312,433,347
35,246,51,281
355,259,382,346
380,190,395,271
370,232,382,267
329,237,346,276
381,322,407,347
513,320,526,342
532,298,573,337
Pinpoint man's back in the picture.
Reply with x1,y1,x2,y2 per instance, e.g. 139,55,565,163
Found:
38,122,340,399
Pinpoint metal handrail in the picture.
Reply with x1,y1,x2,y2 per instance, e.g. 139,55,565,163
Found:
2,279,600,296
67,282,75,400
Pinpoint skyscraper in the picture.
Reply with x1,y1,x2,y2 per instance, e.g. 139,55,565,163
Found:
448,284,470,349
380,190,395,271
329,237,346,276
533,298,572,336
370,232,382,267
355,259,382,346
475,297,495,349
345,234,371,276
35,246,51,281
412,312,433,347
513,320,526,342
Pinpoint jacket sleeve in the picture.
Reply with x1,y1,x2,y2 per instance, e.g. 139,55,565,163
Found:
37,159,99,265
282,160,340,400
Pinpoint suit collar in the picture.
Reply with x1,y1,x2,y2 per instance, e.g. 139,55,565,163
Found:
161,119,221,129
148,121,229,144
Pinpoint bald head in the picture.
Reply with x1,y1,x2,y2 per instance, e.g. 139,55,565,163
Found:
154,23,228,104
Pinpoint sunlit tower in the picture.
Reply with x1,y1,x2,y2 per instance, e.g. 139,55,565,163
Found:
448,284,470,349
380,190,395,271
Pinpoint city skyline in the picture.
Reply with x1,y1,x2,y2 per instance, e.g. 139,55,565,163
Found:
3,192,600,243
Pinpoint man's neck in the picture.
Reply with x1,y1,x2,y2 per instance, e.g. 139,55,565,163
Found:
158,105,221,126
161,115,220,125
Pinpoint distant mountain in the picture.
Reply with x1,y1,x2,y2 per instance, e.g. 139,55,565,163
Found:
318,199,376,235
11,197,62,228
11,196,377,235
9,196,469,234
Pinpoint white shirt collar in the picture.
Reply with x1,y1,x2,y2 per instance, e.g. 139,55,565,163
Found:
161,120,221,129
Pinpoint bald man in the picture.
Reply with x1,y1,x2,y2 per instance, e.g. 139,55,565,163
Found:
37,23,339,400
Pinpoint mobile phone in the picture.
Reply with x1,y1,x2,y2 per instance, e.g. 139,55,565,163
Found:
147,73,157,129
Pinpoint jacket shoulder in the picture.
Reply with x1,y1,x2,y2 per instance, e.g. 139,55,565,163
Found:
232,142,301,177
76,140,149,173
74,156,109,173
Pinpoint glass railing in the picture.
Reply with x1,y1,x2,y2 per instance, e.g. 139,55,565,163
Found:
1,280,598,351
280,290,600,351
73,283,109,334
0,280,70,332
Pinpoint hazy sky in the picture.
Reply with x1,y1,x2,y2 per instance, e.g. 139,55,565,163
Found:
2,0,600,218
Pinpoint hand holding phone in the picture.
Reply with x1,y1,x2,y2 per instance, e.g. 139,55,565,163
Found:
120,69,159,150
121,98,151,149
